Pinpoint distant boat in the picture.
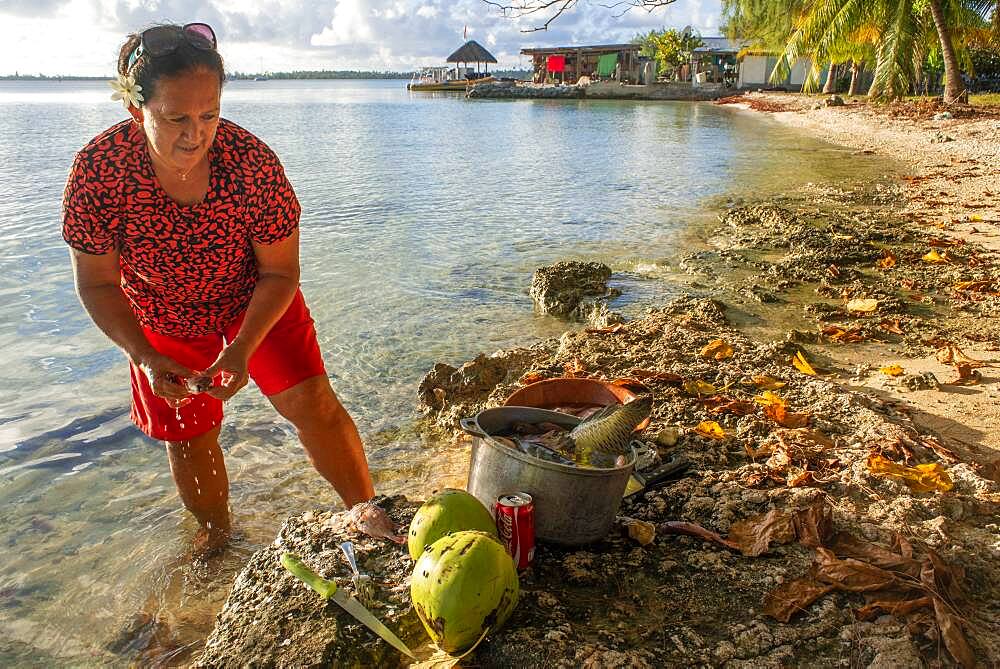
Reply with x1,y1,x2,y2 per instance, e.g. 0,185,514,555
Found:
407,40,497,92
253,75,270,81
407,66,492,91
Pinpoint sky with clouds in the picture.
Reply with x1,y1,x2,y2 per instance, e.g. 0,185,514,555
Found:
0,0,722,76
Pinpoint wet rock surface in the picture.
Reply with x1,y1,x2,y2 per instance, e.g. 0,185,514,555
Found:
196,496,423,668
530,260,624,326
681,190,1000,355
416,347,550,431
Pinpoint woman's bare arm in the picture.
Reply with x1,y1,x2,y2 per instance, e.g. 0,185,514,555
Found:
70,248,193,401
202,229,300,400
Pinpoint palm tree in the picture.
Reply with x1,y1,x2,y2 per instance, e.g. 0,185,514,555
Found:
726,0,998,103
929,0,967,101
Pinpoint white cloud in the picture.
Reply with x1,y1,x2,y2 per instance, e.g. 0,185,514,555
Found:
0,0,722,75
311,0,374,47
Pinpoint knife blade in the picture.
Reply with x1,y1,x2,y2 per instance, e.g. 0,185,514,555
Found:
281,553,416,659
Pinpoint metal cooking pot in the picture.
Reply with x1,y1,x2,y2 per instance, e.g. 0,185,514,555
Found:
461,406,635,546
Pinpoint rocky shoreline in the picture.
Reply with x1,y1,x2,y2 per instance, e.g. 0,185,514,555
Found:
468,80,730,101
195,100,1000,668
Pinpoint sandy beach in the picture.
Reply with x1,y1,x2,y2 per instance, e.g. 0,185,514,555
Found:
720,91,1000,463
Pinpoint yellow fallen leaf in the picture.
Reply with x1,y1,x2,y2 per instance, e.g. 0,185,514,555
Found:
700,339,734,360
752,375,786,390
792,350,817,376
866,453,953,493
694,420,727,440
922,249,946,263
755,391,810,428
876,251,897,269
623,518,656,546
845,298,879,314
953,280,992,292
754,390,785,409
968,214,983,222
682,379,717,396
880,365,904,377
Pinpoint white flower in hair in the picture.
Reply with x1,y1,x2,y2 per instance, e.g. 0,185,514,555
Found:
108,73,144,109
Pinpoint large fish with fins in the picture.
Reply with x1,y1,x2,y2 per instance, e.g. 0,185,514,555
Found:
569,394,653,467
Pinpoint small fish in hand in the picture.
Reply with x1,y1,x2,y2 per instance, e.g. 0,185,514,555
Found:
185,375,214,393
350,500,406,544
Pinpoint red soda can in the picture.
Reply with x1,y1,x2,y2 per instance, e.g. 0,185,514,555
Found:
495,492,535,569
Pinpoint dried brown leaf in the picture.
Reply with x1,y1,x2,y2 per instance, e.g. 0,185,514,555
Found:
683,379,717,396
814,547,898,592
876,250,897,269
822,325,867,343
922,249,947,263
879,318,905,335
621,517,656,546
932,596,976,668
786,468,814,487
518,371,547,385
756,391,810,428
563,358,587,377
855,597,933,621
791,500,834,548
828,532,921,578
728,509,797,557
792,350,818,376
751,374,786,390
762,570,835,623
951,363,982,385
693,420,727,440
936,344,987,368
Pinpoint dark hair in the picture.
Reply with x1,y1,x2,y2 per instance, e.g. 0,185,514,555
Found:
117,24,225,104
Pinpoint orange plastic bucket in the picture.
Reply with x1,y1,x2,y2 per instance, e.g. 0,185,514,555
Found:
502,377,651,432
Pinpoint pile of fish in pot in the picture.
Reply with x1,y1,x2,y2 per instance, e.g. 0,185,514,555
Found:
490,396,653,469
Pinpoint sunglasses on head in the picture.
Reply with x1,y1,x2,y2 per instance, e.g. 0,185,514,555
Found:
128,23,217,70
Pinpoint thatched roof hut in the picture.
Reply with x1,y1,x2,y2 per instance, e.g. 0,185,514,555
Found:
446,40,497,65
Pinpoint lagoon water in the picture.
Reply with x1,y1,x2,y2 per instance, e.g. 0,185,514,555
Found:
0,79,891,664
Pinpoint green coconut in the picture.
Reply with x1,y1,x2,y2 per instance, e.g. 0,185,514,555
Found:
411,530,519,653
407,488,497,561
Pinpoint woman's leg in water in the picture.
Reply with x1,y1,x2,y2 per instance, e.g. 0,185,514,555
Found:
267,375,375,508
165,423,231,550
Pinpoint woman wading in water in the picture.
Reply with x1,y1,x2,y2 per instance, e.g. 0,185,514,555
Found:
62,23,390,552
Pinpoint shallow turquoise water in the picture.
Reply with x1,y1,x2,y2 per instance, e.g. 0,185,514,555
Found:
0,79,893,664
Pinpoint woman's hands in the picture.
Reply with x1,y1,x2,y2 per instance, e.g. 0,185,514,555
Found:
135,351,197,408
201,341,252,402
133,342,252,406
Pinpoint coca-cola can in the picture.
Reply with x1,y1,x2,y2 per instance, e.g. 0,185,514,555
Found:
495,492,535,569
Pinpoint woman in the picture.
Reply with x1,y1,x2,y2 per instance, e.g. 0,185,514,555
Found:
62,23,387,551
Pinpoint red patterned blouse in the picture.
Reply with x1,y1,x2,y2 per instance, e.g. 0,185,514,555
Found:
62,118,300,338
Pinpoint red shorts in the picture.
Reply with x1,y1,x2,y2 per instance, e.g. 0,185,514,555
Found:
130,289,326,441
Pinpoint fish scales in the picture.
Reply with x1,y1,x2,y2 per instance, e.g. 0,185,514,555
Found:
570,395,653,465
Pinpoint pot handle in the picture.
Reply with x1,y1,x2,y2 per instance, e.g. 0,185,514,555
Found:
459,417,487,438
